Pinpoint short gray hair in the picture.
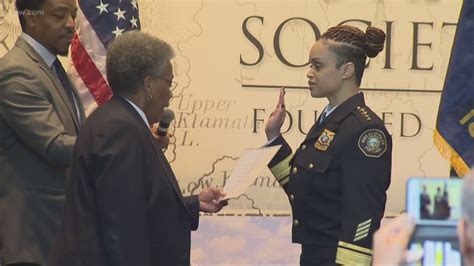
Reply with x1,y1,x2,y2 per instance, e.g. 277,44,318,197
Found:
462,170,474,225
106,31,175,96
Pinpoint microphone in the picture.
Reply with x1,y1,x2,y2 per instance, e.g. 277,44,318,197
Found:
157,108,175,136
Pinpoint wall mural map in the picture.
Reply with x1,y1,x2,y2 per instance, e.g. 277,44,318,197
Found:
0,0,463,217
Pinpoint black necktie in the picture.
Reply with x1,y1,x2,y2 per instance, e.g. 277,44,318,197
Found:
52,59,80,122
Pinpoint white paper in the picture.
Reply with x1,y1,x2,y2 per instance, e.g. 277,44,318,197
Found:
222,145,281,200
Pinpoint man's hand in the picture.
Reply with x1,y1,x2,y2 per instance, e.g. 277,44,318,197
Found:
198,187,228,213
372,213,417,265
265,88,286,141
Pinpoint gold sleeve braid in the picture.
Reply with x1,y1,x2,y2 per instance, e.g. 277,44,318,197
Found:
270,154,293,185
335,241,372,265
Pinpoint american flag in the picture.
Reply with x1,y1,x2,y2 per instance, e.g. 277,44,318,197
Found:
70,0,141,115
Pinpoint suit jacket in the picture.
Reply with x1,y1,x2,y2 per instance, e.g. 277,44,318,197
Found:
268,93,392,265
49,96,200,266
0,37,84,264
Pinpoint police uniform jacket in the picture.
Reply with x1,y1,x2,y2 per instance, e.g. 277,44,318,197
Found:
268,93,392,265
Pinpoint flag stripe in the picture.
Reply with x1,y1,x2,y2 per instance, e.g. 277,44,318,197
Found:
75,7,108,79
71,35,112,106
69,65,98,116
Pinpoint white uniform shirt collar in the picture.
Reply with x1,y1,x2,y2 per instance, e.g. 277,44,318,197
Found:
122,97,150,126
322,103,339,117
322,92,362,117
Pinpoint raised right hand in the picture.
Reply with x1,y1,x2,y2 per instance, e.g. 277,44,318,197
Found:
265,88,286,141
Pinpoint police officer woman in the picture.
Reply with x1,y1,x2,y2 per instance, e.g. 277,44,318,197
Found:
265,25,392,265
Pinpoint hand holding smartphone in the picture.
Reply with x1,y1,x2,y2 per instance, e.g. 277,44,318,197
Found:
406,177,463,266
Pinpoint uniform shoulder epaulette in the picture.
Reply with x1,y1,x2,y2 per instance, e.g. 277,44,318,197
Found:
353,106,372,124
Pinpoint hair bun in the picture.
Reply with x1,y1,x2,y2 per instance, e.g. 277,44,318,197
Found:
364,27,386,58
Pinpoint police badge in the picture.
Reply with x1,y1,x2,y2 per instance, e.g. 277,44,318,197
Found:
314,129,336,151
358,129,387,158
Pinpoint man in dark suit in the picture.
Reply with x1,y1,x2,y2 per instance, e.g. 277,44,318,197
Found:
49,31,227,266
0,0,83,264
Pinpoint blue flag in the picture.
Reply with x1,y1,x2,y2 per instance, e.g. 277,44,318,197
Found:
435,1,474,177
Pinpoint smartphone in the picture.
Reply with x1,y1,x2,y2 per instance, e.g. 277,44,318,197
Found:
406,177,463,266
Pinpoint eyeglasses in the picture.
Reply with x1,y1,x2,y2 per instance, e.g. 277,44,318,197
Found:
158,76,178,92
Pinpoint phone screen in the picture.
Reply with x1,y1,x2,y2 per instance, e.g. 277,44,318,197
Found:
406,177,464,265
406,178,463,226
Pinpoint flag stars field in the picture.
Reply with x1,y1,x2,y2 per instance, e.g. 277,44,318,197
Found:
96,1,108,14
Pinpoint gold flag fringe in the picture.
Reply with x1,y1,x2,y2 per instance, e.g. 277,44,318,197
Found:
434,129,470,177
